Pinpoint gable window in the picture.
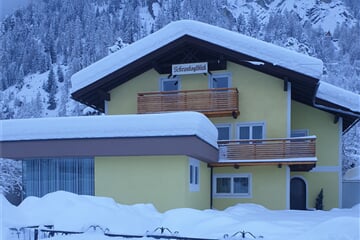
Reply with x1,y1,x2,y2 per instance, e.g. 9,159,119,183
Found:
213,174,252,197
291,129,309,138
160,77,180,91
209,73,231,89
237,122,265,141
189,158,200,192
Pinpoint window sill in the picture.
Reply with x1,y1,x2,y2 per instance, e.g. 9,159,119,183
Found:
213,194,252,199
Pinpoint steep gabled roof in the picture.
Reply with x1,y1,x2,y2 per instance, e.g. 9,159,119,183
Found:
70,20,359,132
71,20,322,108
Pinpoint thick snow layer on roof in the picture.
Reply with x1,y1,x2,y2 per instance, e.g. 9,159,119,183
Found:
0,112,218,148
316,81,360,113
344,166,360,181
71,20,323,93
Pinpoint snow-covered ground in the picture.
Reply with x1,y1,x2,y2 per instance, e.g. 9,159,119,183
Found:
1,191,359,240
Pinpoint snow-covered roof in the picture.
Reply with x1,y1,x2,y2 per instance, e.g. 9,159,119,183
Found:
344,166,360,181
316,81,360,113
0,112,218,148
71,20,323,94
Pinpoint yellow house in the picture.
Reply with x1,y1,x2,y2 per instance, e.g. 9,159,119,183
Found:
1,20,359,211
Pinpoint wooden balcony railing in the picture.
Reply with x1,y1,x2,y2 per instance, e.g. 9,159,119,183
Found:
137,88,239,118
218,136,316,161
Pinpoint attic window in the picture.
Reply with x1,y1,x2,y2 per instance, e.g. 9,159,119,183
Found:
209,73,231,89
160,77,180,91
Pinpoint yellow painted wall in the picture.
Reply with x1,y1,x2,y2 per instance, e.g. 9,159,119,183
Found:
213,166,287,210
291,101,340,166
95,155,210,212
108,69,160,115
290,172,339,210
105,61,289,210
291,101,340,209
108,62,288,140
184,161,211,209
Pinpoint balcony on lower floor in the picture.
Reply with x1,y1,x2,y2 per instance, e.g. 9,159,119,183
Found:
212,136,317,171
137,88,240,118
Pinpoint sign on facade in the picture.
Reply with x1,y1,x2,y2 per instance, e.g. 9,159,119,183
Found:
172,62,208,75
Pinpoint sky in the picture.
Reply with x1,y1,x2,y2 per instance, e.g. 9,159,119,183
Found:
0,0,33,20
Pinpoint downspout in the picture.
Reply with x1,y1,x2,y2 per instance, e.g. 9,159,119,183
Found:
210,166,213,209
312,82,360,134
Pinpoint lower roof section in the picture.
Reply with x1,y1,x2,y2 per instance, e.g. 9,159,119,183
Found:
0,112,218,148
0,112,219,162
1,136,218,163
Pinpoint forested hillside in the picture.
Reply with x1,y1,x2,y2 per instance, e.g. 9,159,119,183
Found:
0,0,359,173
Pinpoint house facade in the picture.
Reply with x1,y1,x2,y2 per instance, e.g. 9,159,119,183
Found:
1,20,359,211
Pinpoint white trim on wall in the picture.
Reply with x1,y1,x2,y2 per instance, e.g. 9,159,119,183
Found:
310,166,341,172
104,100,109,115
287,82,291,138
338,117,343,208
286,166,290,209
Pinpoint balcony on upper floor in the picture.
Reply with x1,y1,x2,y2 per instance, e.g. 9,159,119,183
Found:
212,136,317,171
137,88,240,118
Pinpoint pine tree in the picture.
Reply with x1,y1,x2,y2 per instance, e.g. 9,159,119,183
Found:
46,66,58,110
315,188,324,210
57,65,64,83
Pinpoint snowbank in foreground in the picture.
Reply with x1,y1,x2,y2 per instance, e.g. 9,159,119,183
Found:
1,191,359,240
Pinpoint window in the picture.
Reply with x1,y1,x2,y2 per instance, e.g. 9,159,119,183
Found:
291,129,309,138
189,158,200,192
209,73,231,89
22,157,94,198
216,124,231,141
160,77,180,91
213,174,252,197
237,122,265,140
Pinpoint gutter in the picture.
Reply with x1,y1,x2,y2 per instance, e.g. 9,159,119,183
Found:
312,82,360,134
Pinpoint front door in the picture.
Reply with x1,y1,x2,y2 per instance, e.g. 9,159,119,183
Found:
290,177,307,210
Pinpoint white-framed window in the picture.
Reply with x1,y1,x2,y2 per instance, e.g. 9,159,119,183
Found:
209,73,231,89
160,77,180,91
237,122,265,140
291,129,309,138
213,174,252,198
189,158,200,192
215,124,232,140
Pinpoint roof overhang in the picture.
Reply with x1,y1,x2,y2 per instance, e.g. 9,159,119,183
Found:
0,136,218,163
71,21,322,113
0,112,219,162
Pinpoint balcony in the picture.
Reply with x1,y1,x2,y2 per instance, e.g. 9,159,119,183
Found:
137,88,239,118
213,137,317,171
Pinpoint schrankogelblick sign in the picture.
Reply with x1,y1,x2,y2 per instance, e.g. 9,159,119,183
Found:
172,62,208,75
